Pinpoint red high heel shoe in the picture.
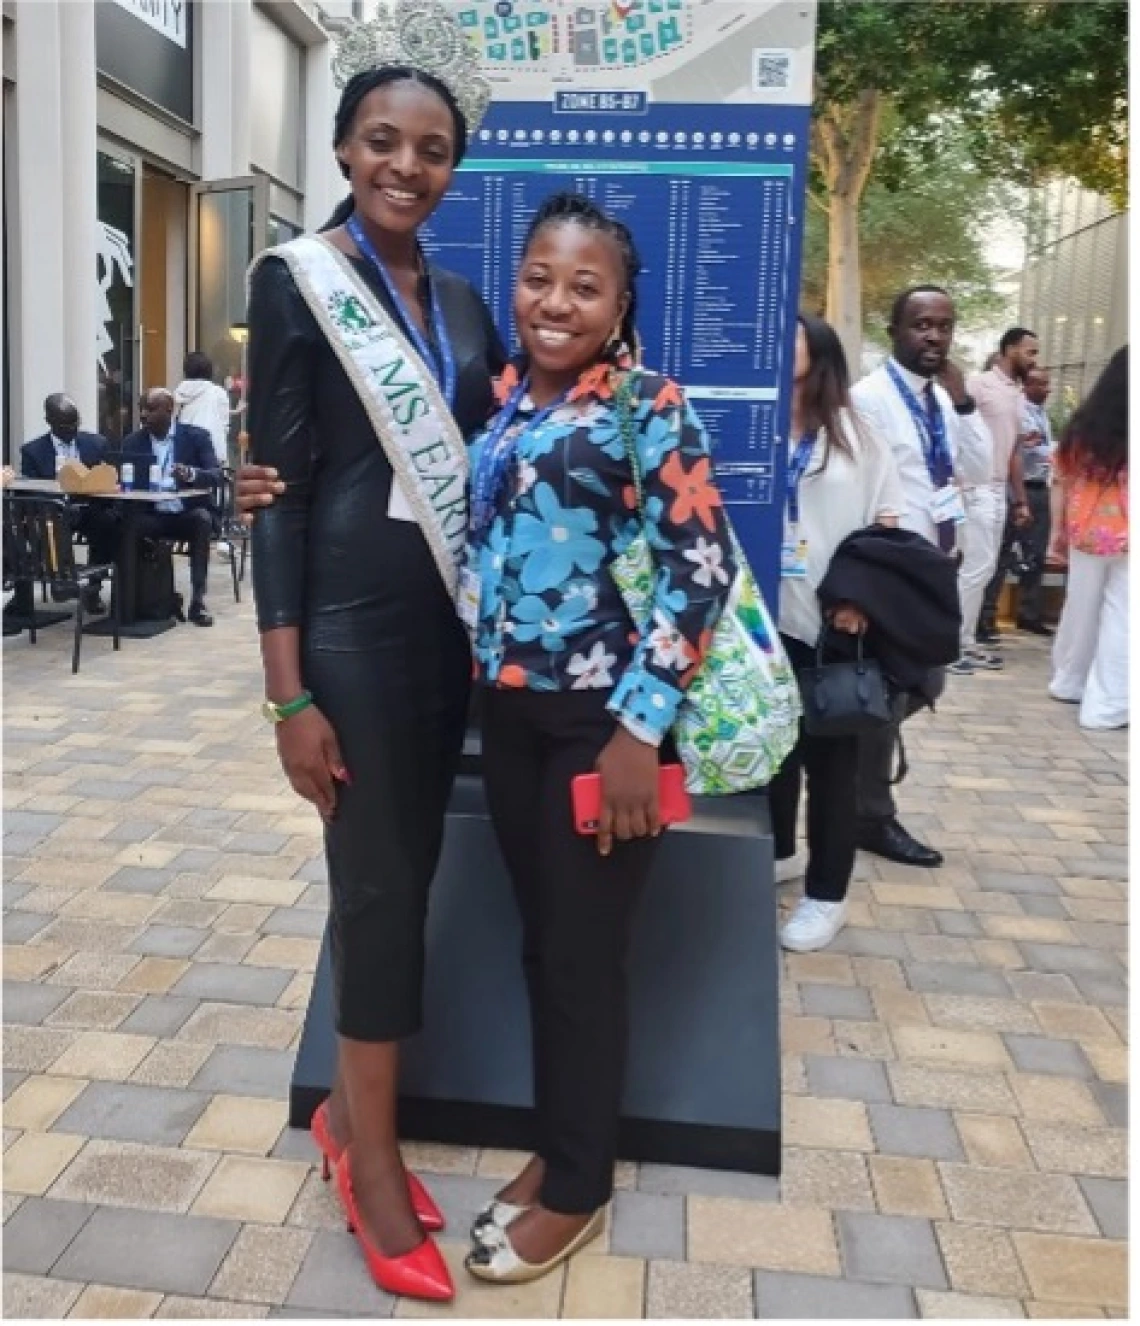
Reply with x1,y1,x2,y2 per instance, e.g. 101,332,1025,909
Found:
335,1152,454,1302
310,1102,446,1232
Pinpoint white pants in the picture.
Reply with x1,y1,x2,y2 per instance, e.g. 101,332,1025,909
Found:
1050,550,1129,729
958,482,1006,652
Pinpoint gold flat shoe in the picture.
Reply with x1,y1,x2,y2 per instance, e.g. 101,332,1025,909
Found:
464,1207,605,1284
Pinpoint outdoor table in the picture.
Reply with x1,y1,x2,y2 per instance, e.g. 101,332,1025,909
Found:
3,480,209,639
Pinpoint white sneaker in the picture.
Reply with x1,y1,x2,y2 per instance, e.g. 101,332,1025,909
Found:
966,648,1003,671
780,897,849,952
774,851,807,885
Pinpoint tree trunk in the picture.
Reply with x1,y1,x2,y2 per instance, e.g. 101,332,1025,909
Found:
814,89,883,373
826,190,863,372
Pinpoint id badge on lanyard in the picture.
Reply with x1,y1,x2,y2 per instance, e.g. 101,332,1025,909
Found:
781,432,815,579
780,536,809,579
931,484,967,526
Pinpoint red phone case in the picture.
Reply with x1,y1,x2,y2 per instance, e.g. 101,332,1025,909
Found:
571,763,692,835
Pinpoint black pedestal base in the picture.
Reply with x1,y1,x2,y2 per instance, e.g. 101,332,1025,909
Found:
290,777,781,1175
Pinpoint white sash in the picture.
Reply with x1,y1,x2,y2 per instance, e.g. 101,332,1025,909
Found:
254,236,469,600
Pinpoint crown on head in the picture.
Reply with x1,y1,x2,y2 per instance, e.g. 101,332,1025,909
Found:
332,0,491,135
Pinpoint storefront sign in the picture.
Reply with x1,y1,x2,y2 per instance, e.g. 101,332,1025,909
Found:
108,0,187,48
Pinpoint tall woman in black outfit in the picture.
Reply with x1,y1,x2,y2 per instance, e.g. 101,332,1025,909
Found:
247,65,502,1302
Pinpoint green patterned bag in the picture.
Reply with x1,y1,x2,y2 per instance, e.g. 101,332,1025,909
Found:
610,374,801,795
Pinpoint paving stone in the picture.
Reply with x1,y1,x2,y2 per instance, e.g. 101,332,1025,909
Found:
753,1270,917,1318
647,1259,753,1319
3,911,52,943
3,981,71,1025
54,1081,209,1148
53,1206,239,1296
869,1104,965,1161
4,1076,87,1132
172,963,293,1007
975,870,1060,896
688,1198,839,1275
68,1284,165,1317
261,907,328,940
1,1197,95,1275
3,1272,83,1318
49,1030,155,1082
51,1138,218,1213
1004,1033,1093,1077
609,1189,685,1260
4,1131,85,1195
1021,1122,1127,1180
118,995,200,1038
868,1156,948,1219
905,964,1012,998
914,1289,1025,1318
780,1147,875,1211
1013,1232,1128,1309
1090,1082,1128,1129
105,820,165,843
562,1252,646,1319
1009,1074,1106,1125
935,1223,1028,1297
939,1163,1097,1235
285,1229,397,1316
799,983,874,1020
190,1046,296,1100
1019,943,1123,977
129,925,209,957
177,1001,299,1049
1071,973,1129,1007
209,1223,313,1305
803,1054,893,1104
164,1297,271,1318
837,1212,947,1289
104,867,180,896
639,1164,780,1201
1007,971,1083,1003
1076,1178,1128,1239
953,1113,1033,1170
184,1094,289,1156
784,1096,873,1151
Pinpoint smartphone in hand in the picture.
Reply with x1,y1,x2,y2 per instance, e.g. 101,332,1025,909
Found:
571,763,691,836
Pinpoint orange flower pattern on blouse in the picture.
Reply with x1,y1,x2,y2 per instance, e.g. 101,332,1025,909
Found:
660,452,723,532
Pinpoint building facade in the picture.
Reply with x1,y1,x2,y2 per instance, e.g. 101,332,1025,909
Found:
2,0,345,455
1018,178,1128,410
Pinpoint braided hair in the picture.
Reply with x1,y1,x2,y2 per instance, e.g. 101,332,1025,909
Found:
523,192,642,360
320,67,469,232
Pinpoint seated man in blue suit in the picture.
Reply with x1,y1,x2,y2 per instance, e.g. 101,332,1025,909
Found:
122,387,220,627
20,393,121,614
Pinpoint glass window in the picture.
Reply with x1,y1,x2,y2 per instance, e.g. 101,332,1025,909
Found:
97,148,138,444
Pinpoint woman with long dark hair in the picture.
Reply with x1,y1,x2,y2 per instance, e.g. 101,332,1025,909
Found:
1047,346,1129,729
244,3,502,1301
769,315,904,952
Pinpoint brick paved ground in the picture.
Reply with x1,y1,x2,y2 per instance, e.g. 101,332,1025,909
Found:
3,576,1128,1318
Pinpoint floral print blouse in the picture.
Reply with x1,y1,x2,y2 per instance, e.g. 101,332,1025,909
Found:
467,360,737,746
1057,451,1128,558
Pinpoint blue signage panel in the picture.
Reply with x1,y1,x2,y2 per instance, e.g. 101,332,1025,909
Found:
424,100,810,605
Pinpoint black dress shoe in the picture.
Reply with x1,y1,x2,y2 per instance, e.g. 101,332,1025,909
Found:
1017,619,1053,637
857,818,944,868
188,601,214,627
81,588,107,615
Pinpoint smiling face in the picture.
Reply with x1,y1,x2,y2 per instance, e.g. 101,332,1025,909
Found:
891,291,957,378
336,79,458,239
513,221,629,395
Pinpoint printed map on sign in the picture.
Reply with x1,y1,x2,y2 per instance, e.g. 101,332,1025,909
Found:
426,1,816,602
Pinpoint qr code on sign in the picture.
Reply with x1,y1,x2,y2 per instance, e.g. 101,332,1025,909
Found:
753,49,792,91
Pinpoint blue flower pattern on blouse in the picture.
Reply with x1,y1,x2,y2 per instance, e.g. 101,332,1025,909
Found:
467,365,738,746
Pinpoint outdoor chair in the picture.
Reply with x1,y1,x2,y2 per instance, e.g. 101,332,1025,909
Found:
3,492,121,673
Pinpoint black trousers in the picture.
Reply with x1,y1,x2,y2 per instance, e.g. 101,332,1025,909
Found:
131,507,212,599
72,503,121,574
856,670,945,825
769,634,859,903
480,687,664,1214
980,481,1052,631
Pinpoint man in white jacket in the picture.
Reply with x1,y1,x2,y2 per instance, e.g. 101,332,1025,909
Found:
849,285,993,870
173,352,231,467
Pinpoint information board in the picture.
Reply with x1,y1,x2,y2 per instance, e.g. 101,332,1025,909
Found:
422,0,816,602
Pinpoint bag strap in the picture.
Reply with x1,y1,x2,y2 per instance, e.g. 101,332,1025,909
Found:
890,728,909,786
614,371,645,518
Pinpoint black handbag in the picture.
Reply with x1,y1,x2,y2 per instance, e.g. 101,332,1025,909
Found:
797,630,894,738
135,539,179,621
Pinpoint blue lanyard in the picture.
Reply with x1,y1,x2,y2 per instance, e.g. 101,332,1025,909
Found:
785,432,817,526
346,214,457,409
470,379,567,533
886,361,952,488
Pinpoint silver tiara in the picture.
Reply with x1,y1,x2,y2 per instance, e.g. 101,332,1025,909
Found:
332,0,492,135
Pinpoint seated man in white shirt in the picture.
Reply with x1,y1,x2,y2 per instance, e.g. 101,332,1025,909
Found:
849,285,993,869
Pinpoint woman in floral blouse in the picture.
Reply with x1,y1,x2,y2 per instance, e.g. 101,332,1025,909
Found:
1047,346,1128,729
463,193,736,1283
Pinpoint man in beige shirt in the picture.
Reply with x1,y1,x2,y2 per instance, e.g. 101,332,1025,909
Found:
960,328,1036,671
